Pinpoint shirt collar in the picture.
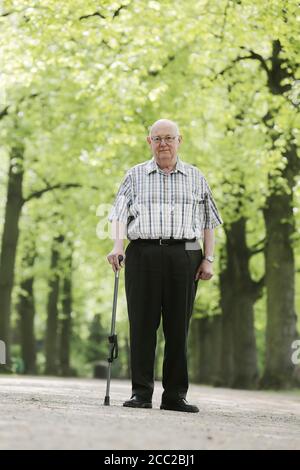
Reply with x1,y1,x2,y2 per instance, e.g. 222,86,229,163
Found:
146,155,187,176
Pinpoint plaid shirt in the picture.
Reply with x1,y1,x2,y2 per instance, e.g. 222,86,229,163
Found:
108,156,223,240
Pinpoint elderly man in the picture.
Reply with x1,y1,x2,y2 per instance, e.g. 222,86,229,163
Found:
107,119,222,413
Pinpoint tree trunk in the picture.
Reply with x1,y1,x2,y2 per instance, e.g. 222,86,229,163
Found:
260,41,299,388
0,146,24,365
59,249,72,376
18,239,37,374
45,236,63,375
220,219,262,389
193,315,222,385
210,316,222,385
261,187,298,388
195,316,210,383
219,244,235,387
230,220,260,389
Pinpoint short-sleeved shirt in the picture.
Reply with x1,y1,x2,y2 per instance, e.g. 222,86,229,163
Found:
108,155,223,240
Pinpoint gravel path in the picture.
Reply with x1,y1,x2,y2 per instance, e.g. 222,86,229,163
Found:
0,376,300,450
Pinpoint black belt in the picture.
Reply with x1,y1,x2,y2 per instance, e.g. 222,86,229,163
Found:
131,238,196,246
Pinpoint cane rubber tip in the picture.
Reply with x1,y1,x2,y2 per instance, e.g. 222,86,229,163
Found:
104,396,110,406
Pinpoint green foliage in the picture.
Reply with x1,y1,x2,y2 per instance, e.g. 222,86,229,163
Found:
0,0,299,378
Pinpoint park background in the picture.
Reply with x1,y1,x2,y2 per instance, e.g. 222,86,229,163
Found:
0,0,300,391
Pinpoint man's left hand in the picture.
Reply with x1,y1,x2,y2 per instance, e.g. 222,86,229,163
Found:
195,260,213,281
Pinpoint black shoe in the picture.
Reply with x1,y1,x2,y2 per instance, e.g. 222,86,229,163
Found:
160,398,199,413
123,395,152,409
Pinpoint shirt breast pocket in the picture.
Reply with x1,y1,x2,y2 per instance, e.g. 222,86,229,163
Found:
193,195,206,229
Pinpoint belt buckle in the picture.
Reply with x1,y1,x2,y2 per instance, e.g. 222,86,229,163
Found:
159,238,168,246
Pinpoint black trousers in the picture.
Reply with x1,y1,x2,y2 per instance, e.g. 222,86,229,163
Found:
124,240,202,401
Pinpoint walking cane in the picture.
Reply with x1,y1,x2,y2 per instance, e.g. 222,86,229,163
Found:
104,255,124,406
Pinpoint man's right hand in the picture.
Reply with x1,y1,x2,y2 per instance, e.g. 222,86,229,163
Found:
107,249,125,273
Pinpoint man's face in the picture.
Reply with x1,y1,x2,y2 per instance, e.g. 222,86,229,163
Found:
147,123,182,161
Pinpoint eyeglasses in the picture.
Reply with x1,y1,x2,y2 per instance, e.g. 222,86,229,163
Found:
151,136,178,144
